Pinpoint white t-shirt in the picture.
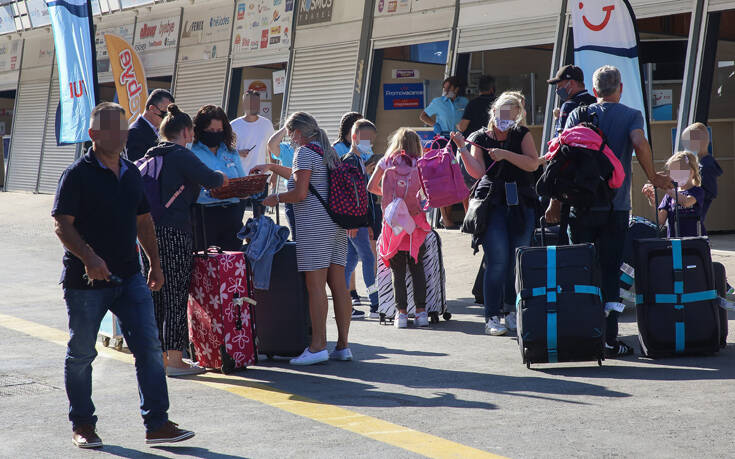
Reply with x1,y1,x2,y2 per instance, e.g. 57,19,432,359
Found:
230,115,275,175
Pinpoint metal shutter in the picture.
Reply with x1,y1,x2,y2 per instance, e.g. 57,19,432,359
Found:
457,16,558,53
232,49,289,69
173,58,230,117
37,77,78,194
373,30,451,50
286,42,358,140
5,80,51,192
628,0,694,18
707,0,735,11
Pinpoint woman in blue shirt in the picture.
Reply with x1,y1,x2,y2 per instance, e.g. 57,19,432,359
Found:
190,105,247,251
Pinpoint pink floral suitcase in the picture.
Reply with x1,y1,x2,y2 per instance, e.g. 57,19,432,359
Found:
188,248,257,373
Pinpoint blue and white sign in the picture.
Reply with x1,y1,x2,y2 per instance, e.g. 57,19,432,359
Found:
383,83,424,110
46,0,97,144
572,0,649,138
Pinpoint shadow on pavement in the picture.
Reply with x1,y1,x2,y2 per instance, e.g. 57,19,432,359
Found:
153,446,250,458
98,444,169,458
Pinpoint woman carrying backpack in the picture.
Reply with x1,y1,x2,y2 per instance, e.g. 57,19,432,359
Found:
453,91,542,336
141,104,228,375
367,128,431,329
252,112,353,365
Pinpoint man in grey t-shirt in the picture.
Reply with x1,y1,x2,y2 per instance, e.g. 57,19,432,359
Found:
546,65,672,358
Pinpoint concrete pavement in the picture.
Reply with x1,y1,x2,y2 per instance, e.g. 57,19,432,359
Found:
1,192,734,458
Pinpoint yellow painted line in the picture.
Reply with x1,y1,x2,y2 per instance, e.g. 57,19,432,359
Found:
0,312,505,459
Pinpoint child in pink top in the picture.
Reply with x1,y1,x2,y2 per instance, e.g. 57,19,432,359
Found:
368,128,431,328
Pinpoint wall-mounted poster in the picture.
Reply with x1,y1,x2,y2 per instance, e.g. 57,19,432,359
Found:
181,7,233,47
232,0,293,55
273,69,286,94
27,0,51,28
383,83,424,110
243,79,273,100
375,0,411,16
0,5,15,35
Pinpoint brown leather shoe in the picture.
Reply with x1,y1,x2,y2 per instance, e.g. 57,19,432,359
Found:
72,425,103,449
145,421,195,445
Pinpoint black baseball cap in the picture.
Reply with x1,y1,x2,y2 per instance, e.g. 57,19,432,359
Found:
547,65,584,84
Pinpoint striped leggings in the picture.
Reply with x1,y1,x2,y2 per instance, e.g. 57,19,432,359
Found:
143,226,194,352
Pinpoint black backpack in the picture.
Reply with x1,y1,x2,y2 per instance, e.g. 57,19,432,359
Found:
536,107,616,213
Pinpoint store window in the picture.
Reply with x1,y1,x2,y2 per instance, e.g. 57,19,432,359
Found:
365,40,450,155
456,44,554,147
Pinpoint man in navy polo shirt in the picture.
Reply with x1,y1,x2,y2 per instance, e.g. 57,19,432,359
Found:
53,102,195,449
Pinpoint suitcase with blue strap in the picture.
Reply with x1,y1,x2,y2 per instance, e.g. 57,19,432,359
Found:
633,237,721,357
515,243,605,368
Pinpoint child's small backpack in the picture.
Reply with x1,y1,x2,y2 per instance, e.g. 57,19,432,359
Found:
417,138,470,209
135,155,184,223
306,143,370,229
381,151,423,234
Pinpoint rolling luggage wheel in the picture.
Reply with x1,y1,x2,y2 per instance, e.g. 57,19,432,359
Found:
220,345,236,375
379,313,393,325
102,337,110,348
442,312,452,321
429,312,440,324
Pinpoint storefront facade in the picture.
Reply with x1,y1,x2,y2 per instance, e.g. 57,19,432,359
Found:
0,0,732,231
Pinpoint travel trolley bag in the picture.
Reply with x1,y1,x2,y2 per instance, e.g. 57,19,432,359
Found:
248,241,311,358
377,230,450,324
713,261,729,348
99,311,126,351
633,187,721,357
188,247,258,374
515,219,605,368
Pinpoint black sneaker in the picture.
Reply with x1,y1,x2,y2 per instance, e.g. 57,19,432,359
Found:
351,308,365,319
350,290,362,306
605,341,634,358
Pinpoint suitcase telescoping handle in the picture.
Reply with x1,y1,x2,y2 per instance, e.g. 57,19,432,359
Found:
653,182,701,238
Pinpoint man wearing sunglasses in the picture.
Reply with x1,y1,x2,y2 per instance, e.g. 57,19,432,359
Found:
126,89,174,162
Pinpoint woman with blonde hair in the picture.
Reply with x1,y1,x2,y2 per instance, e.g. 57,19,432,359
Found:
368,127,431,328
252,112,352,365
452,91,541,336
642,151,704,237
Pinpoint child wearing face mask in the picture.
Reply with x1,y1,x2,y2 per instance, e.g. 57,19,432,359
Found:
642,151,703,238
342,119,381,317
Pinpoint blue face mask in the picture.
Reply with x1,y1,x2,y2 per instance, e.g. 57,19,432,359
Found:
357,141,373,161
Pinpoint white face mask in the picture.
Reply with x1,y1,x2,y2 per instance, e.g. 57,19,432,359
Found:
669,170,691,186
185,142,193,150
495,119,515,132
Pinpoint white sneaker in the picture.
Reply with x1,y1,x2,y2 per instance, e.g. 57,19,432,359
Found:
485,316,507,336
289,347,328,365
505,312,517,332
166,364,206,377
394,313,408,329
415,311,430,327
329,347,353,361
719,297,735,311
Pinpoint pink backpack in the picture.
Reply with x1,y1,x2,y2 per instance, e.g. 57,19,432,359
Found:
381,151,422,217
417,139,470,209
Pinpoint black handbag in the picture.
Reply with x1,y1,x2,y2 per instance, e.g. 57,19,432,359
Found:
461,178,494,236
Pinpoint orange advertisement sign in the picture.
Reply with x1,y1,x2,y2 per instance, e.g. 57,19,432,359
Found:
104,33,148,125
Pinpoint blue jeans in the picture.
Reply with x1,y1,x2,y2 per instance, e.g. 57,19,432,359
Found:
480,205,535,319
345,227,378,310
63,273,169,431
569,210,629,346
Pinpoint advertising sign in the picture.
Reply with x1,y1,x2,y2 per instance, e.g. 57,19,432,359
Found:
0,40,21,73
297,0,332,26
652,89,672,121
273,69,286,94
95,22,135,73
0,5,15,35
105,33,148,125
375,0,411,16
232,0,293,55
120,0,154,8
27,0,51,28
46,0,97,144
383,83,424,110
181,7,233,47
134,15,179,54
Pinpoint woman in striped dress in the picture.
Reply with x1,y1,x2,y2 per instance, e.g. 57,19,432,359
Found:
252,112,352,365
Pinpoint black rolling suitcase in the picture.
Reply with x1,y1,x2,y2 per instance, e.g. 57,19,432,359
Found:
713,262,729,348
633,188,721,357
248,242,311,358
619,216,660,295
515,219,605,368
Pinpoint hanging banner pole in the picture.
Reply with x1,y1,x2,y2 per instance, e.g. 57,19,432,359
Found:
87,0,100,106
571,0,650,140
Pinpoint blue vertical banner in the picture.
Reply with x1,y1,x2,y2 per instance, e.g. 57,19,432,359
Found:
46,0,97,144
572,0,650,139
